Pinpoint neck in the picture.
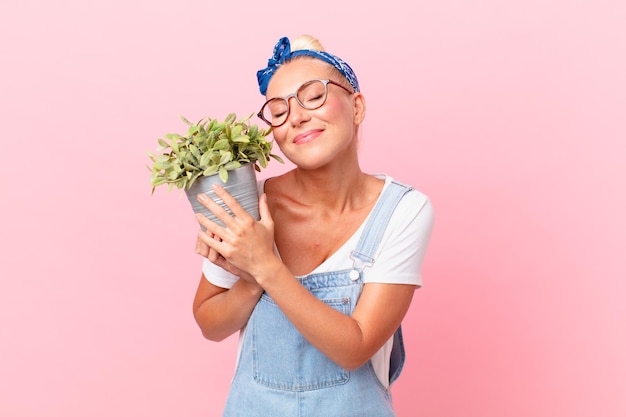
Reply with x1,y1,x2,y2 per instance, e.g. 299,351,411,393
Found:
290,161,372,212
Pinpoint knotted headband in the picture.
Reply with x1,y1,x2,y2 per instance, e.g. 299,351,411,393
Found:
256,36,360,96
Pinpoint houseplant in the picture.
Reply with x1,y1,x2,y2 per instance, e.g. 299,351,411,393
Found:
148,112,283,226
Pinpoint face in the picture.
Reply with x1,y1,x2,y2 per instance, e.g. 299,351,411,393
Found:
264,59,366,170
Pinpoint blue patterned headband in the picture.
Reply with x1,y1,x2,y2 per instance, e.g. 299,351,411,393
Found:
256,36,360,96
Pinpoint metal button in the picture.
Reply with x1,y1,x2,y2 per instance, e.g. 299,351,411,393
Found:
349,270,360,281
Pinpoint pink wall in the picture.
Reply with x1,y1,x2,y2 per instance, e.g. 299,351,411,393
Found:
1,1,624,416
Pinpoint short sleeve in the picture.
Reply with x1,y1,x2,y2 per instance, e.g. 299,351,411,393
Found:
363,190,434,286
202,257,240,289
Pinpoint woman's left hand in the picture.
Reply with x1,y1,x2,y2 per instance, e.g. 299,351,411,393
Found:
195,184,277,279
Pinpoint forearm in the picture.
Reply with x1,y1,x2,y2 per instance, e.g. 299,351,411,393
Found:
256,262,387,370
193,278,263,342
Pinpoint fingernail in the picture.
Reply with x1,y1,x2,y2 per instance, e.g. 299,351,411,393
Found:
212,184,222,191
197,194,207,202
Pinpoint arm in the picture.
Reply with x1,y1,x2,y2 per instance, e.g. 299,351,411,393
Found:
255,257,416,370
194,250,414,368
191,227,263,342
192,273,263,342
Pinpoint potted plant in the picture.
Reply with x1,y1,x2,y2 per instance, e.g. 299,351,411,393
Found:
147,113,283,226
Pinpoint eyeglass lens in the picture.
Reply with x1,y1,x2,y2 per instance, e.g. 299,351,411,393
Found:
261,80,328,127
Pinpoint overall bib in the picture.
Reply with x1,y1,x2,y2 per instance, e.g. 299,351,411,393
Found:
223,181,413,417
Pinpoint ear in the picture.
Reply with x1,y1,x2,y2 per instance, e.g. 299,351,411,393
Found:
352,92,366,125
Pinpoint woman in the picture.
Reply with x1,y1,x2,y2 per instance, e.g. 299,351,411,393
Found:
192,35,434,416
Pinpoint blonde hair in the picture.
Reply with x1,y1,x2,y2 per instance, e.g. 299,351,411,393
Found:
290,34,325,52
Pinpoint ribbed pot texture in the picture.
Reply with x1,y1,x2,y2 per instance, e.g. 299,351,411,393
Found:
185,163,259,228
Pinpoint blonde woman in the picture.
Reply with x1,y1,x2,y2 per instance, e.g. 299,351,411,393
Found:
193,35,434,416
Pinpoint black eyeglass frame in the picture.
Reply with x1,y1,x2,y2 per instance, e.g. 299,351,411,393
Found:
257,79,354,127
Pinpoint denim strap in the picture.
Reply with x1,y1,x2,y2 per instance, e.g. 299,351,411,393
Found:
349,180,413,274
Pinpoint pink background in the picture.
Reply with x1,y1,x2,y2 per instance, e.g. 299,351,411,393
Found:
1,1,624,416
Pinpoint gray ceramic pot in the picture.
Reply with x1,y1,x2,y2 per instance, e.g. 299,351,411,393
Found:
185,163,259,228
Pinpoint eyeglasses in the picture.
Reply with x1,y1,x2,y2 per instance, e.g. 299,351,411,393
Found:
257,79,354,127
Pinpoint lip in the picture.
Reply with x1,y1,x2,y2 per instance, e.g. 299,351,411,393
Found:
293,129,323,145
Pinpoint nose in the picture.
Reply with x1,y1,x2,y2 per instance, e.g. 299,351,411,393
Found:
286,96,310,126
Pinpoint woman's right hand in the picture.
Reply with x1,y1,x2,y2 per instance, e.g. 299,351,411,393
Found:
195,229,260,287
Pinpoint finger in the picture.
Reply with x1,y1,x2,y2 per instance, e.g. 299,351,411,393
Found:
207,246,221,264
195,211,226,236
197,193,237,229
210,184,250,220
198,231,223,263
211,252,232,271
195,235,210,257
197,227,227,255
258,193,273,223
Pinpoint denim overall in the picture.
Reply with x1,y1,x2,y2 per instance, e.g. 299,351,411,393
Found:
223,181,413,417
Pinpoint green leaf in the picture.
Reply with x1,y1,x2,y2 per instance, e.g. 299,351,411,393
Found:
225,113,236,124
219,151,232,165
152,161,170,170
170,137,179,153
186,150,199,166
213,138,230,151
232,134,250,143
183,162,200,171
187,125,199,137
157,138,169,149
238,113,252,124
218,166,229,183
199,152,212,167
187,173,200,189
203,165,219,176
197,117,209,128
210,153,221,164
150,177,168,187
189,144,201,159
248,124,258,139
164,133,183,140
231,124,243,138
224,161,241,170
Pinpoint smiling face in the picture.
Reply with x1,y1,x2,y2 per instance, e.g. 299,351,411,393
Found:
265,58,366,171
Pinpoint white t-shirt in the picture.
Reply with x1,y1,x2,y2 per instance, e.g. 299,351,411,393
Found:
202,174,434,386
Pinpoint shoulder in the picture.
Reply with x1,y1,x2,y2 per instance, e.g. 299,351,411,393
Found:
388,188,434,245
258,170,295,196
378,175,434,264
363,176,434,286
396,187,433,223
380,174,434,223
